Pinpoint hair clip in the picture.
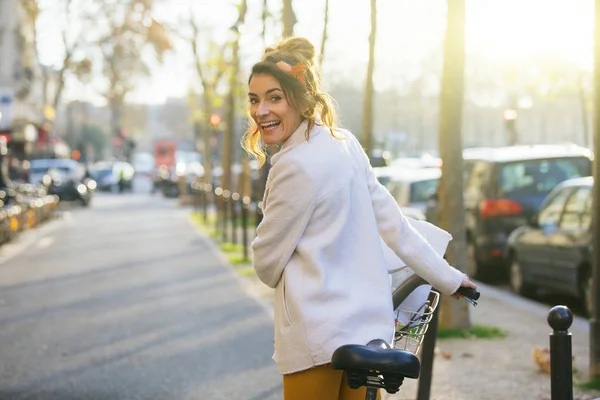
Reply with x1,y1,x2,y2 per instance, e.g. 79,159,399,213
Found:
276,60,307,86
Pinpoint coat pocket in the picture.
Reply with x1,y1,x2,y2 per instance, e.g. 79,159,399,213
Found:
280,273,292,326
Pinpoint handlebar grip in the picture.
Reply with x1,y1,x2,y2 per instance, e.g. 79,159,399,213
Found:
456,286,480,300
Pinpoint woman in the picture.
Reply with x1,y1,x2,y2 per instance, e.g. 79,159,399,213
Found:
243,36,476,400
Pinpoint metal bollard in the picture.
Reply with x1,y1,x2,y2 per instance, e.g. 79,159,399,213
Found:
214,187,223,234
231,192,239,245
201,184,207,222
222,190,230,243
241,196,250,260
203,183,211,223
547,305,573,400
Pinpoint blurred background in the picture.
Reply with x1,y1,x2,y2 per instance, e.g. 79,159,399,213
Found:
0,0,594,169
0,0,599,398
0,0,598,339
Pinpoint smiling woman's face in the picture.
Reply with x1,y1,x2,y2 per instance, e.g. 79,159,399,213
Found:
248,73,303,145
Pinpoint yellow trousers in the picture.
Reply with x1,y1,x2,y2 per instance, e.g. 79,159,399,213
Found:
282,364,382,400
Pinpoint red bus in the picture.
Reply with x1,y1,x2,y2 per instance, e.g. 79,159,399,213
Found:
154,139,177,169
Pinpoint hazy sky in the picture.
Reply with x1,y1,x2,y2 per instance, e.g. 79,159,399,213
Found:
36,0,594,105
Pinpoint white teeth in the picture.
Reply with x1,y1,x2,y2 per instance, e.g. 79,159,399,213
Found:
260,121,280,127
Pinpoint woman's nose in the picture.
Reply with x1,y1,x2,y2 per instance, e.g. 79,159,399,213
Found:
257,102,270,116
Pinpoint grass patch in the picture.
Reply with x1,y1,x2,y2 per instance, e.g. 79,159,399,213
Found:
578,378,600,391
190,211,254,276
228,216,253,228
237,266,256,277
221,243,245,253
227,255,251,266
437,324,507,339
191,211,216,227
191,210,254,229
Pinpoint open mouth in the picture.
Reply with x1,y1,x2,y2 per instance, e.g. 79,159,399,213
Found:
260,120,281,131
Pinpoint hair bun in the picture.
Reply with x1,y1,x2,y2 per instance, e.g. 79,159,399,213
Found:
265,37,316,67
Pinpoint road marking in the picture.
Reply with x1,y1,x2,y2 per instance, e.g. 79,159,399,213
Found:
0,215,67,267
37,237,54,249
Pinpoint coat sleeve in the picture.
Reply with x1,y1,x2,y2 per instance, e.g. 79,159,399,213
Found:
251,160,316,288
349,134,464,295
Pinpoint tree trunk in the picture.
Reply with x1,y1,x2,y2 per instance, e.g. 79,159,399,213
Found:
361,0,376,158
319,0,329,66
589,0,600,379
53,49,71,113
52,68,67,113
109,96,124,159
223,0,248,194
578,72,591,149
262,0,268,45
222,86,235,196
437,0,470,330
282,0,296,37
202,91,214,190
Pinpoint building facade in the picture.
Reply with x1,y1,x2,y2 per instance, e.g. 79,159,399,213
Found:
0,0,46,159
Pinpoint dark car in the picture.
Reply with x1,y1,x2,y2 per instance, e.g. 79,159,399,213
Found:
506,176,593,315
89,161,134,192
426,144,592,280
45,171,93,206
30,159,94,206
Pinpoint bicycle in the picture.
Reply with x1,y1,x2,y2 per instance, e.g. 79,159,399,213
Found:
332,274,480,400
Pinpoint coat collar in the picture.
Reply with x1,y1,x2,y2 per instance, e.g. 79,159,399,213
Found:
271,119,323,165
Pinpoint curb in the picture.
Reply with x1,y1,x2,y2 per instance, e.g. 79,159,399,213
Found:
187,216,274,320
474,280,589,333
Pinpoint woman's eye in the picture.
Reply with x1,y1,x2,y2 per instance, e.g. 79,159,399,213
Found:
271,96,281,102
248,98,258,104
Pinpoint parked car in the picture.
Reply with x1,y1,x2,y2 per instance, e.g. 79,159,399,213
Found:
131,152,155,177
506,176,593,315
425,144,592,280
384,167,441,221
374,166,440,221
29,159,94,206
158,151,204,198
390,153,442,170
29,158,86,186
90,161,135,192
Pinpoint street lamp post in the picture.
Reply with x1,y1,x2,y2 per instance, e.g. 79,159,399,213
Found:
503,108,518,146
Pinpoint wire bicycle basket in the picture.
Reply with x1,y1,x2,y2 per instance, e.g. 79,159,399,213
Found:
394,290,439,354
392,267,440,355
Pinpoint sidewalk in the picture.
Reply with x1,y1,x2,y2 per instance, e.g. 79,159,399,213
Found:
384,282,600,400
242,272,600,400
194,214,600,400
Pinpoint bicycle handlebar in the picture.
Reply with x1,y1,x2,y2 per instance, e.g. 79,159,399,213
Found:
455,286,480,300
391,274,481,309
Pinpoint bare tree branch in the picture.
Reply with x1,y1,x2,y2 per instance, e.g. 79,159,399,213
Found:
319,0,329,66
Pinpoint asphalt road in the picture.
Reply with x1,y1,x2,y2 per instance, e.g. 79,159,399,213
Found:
0,188,282,400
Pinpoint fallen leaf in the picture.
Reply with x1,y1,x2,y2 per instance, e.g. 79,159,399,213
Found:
533,347,551,374
533,347,575,374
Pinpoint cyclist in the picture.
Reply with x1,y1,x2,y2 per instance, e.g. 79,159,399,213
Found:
243,36,476,400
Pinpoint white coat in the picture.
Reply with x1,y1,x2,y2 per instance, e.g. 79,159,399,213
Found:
251,120,464,374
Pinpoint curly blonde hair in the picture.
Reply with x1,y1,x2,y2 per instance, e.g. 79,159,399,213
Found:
242,37,339,166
